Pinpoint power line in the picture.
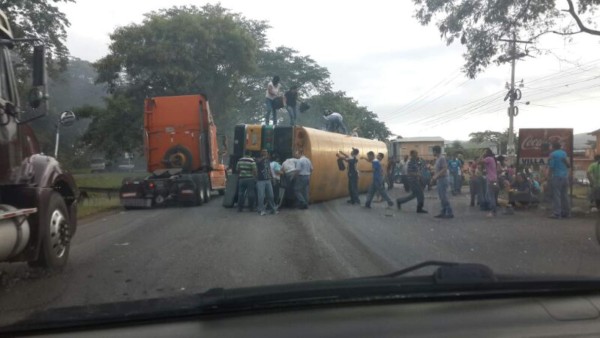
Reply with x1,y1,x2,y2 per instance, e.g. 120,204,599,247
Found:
378,68,462,119
384,57,600,130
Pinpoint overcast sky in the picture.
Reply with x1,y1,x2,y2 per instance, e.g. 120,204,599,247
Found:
59,0,600,140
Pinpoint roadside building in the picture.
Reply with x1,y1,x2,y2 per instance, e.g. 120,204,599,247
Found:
573,129,600,182
391,137,445,162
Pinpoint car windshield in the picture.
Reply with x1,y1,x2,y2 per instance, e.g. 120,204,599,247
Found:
1,0,600,330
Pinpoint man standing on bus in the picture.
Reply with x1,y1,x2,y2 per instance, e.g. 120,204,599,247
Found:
265,75,281,125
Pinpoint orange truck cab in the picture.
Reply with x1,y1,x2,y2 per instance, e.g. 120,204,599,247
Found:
120,95,226,208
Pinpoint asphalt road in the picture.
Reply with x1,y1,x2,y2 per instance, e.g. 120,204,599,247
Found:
1,187,599,326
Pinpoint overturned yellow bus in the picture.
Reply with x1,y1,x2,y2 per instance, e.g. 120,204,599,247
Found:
226,125,387,204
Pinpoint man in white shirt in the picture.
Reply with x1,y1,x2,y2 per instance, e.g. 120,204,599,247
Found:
270,153,283,203
293,150,313,209
265,75,281,125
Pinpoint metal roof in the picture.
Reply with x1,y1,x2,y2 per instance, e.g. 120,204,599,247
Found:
392,136,445,143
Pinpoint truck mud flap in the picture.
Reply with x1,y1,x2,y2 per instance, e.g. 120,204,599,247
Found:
222,173,239,208
121,198,152,208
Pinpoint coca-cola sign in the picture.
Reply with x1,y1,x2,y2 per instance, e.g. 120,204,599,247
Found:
518,128,573,166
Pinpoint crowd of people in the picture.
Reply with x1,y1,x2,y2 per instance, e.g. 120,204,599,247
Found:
235,149,313,215
242,75,599,218
234,144,479,220
232,137,600,219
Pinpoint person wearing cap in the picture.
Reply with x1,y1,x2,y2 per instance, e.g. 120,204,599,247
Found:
323,110,348,134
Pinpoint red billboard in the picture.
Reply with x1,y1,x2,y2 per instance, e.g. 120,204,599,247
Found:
518,128,573,166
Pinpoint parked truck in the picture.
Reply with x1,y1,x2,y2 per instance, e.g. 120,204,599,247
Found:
119,95,227,208
0,10,78,269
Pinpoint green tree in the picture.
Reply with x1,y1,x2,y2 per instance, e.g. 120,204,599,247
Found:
304,91,391,140
413,0,600,78
0,0,73,81
23,58,106,166
95,4,263,133
87,4,390,155
469,129,517,154
77,94,139,162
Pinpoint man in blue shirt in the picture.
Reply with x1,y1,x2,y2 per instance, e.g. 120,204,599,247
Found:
337,148,361,205
363,151,394,209
432,146,454,219
548,142,571,218
255,149,279,216
447,155,461,195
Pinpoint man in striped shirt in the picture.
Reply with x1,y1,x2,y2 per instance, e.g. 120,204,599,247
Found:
396,150,427,213
236,152,257,212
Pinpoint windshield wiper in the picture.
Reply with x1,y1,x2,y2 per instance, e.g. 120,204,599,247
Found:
374,260,497,284
8,261,600,334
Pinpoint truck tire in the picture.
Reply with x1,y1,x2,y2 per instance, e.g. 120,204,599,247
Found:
203,175,211,203
196,180,205,206
29,192,71,270
189,175,204,206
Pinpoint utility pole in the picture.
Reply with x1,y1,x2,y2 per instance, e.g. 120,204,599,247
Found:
507,32,517,163
500,33,528,165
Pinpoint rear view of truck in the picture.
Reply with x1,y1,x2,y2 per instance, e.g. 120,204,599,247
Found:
120,95,226,208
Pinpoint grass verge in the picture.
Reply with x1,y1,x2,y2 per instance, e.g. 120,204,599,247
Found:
78,194,122,219
74,173,144,218
75,172,145,189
